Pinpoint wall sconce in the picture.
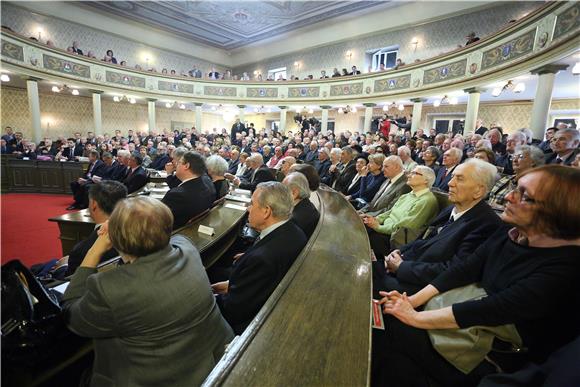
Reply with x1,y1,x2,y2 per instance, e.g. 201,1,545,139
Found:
491,80,525,97
382,104,389,112
254,70,259,75
398,103,405,111
51,84,79,95
37,27,43,41
346,51,353,63
411,37,419,52
513,82,525,93
433,99,441,107
129,98,136,104
572,62,580,75
165,102,173,108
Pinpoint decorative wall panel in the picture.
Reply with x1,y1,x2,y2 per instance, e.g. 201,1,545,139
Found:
204,86,237,97
329,82,363,97
42,54,91,78
246,87,278,98
105,71,146,88
374,75,411,92
553,2,580,40
481,30,536,70
288,87,320,98
158,80,194,93
1,41,24,61
423,59,467,85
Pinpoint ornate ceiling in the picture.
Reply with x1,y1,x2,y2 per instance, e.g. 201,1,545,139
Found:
81,1,391,50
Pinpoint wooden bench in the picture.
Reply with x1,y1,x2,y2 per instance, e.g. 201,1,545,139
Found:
202,187,371,386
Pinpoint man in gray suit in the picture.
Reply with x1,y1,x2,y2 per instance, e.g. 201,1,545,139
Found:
63,196,233,386
360,156,411,217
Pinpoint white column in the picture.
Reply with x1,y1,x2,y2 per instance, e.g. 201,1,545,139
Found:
529,65,568,140
278,106,288,133
463,88,482,135
237,105,246,124
147,99,156,134
26,78,42,144
410,98,425,134
320,106,330,133
363,103,376,134
194,103,203,132
91,90,103,137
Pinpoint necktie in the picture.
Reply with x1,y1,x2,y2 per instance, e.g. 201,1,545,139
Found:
437,216,455,234
556,157,563,164
370,180,391,207
253,236,261,245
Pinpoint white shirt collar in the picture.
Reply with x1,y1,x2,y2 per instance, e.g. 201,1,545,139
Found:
259,219,288,241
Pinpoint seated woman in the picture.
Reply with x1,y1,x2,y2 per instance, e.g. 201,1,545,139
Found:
362,165,438,259
346,155,368,195
63,196,234,386
487,145,544,210
375,165,580,386
206,154,230,200
421,146,441,175
347,153,386,203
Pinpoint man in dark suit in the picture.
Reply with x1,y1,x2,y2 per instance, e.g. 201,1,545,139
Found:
71,41,83,55
66,181,127,276
149,145,170,170
123,153,148,194
360,156,410,216
67,150,108,210
316,148,332,184
496,132,526,175
433,148,462,192
230,118,245,142
375,158,502,294
545,128,579,166
161,151,216,230
538,127,557,154
304,142,319,165
284,172,319,238
349,65,361,75
332,146,357,194
227,149,241,175
212,182,307,333
231,153,275,192
474,118,488,136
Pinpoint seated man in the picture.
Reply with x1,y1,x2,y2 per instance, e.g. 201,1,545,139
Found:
283,172,320,237
331,146,357,194
375,159,502,294
66,181,128,276
433,148,462,192
149,144,170,170
123,153,148,194
161,151,216,230
67,150,107,210
212,182,307,334
546,128,579,166
362,166,438,260
359,156,410,217
228,153,275,192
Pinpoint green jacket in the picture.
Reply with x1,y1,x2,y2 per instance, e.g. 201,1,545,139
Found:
375,189,439,235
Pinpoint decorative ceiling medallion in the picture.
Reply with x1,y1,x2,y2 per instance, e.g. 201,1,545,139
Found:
538,32,549,48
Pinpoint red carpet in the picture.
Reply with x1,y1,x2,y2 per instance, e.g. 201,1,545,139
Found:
1,193,73,267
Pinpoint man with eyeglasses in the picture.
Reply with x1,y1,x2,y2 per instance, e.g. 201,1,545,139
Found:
373,165,580,387
546,128,579,166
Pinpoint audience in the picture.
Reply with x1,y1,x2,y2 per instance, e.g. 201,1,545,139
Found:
62,196,234,386
206,154,230,200
283,172,320,237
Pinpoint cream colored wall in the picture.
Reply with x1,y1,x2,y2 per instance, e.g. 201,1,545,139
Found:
2,87,578,139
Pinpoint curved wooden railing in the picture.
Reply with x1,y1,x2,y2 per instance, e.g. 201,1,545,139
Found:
1,2,578,106
202,187,372,386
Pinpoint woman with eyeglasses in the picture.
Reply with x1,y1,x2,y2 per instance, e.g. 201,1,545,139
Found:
374,165,580,387
487,145,545,211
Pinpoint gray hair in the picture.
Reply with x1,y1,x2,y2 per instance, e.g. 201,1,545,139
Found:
283,172,310,200
397,145,411,156
255,181,293,220
556,128,580,142
415,165,436,187
250,152,264,166
508,131,527,144
476,139,492,150
341,146,354,157
516,128,533,144
385,155,404,169
446,147,463,162
330,147,342,158
517,145,545,167
173,146,188,161
205,155,228,176
463,158,498,193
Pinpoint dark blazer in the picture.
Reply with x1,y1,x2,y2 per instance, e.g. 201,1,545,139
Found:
63,235,234,386
86,160,107,178
239,165,275,192
496,153,514,175
123,166,148,194
149,154,170,170
388,200,503,290
102,161,128,182
161,175,216,229
227,158,240,175
166,173,181,189
213,179,229,200
230,122,245,141
545,149,578,166
291,198,320,238
317,159,332,185
363,175,411,217
433,165,457,192
217,221,307,334
333,159,357,194
66,227,119,277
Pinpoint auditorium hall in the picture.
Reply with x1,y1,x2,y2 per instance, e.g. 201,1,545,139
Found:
1,1,579,386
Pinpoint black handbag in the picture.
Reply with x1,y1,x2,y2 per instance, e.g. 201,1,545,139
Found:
1,260,75,367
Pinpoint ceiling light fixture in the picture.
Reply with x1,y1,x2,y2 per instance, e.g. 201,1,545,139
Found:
71,89,79,96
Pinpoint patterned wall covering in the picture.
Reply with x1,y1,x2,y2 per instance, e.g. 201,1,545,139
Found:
423,59,467,85
246,88,278,98
204,86,237,97
1,40,24,61
43,54,91,78
553,2,580,40
105,71,146,88
374,75,411,92
481,30,536,71
233,2,540,78
2,87,577,139
1,2,227,75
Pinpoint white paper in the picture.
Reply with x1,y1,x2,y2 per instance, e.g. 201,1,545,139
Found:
198,224,215,236
225,203,248,211
53,282,70,294
225,194,251,203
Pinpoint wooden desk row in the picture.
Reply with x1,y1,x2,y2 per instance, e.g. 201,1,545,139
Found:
1,156,87,194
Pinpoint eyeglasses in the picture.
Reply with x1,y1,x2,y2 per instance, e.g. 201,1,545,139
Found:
508,186,538,204
513,153,527,160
